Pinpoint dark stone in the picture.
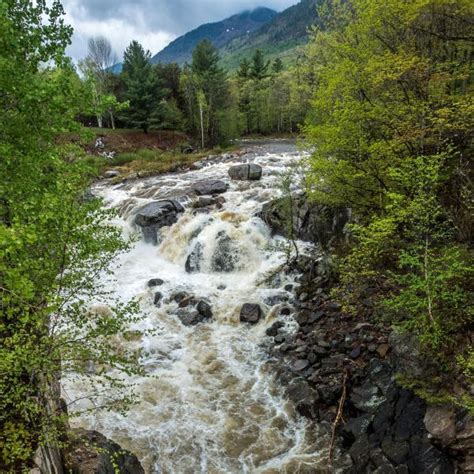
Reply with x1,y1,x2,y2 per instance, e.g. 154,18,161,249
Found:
177,309,205,326
191,179,228,196
350,346,361,359
274,334,286,344
185,242,203,273
292,359,310,371
211,232,238,272
308,311,325,324
285,380,319,418
349,433,371,466
381,437,410,465
134,200,184,244
153,292,162,306
63,428,144,474
344,414,374,438
172,292,190,303
350,382,385,413
147,278,164,287
280,306,291,316
266,321,284,337
259,193,351,247
196,300,213,319
240,303,262,324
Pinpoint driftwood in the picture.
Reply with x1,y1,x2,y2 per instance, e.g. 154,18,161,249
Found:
329,368,349,462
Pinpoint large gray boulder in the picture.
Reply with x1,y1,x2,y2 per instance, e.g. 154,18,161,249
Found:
134,200,184,244
228,164,262,181
259,193,351,248
191,180,228,196
240,303,262,324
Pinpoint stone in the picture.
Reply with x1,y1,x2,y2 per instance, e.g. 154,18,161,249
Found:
381,438,409,465
191,179,228,196
292,359,310,371
285,380,319,418
196,300,213,319
377,344,390,358
259,193,351,246
185,242,203,273
228,163,263,181
280,306,291,316
266,321,284,337
134,200,184,244
193,196,215,208
350,382,385,413
424,406,456,442
350,346,361,359
211,231,238,272
153,292,162,306
240,303,262,324
63,429,144,473
104,170,120,179
177,309,205,326
147,278,164,287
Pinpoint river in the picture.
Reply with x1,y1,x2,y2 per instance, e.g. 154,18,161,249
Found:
63,140,345,473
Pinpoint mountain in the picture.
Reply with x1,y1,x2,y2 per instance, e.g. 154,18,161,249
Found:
220,0,321,69
151,7,278,65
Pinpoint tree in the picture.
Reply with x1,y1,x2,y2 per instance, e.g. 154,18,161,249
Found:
272,57,284,74
81,36,121,128
0,1,140,469
121,40,160,133
250,49,270,81
181,40,230,146
304,0,473,382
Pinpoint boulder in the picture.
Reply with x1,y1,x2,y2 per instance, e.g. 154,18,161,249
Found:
104,170,120,179
259,193,351,248
134,200,184,244
196,300,213,319
228,164,262,181
153,292,162,306
177,309,205,326
211,232,238,272
147,278,164,287
63,429,144,474
185,242,203,273
240,303,262,324
191,180,228,196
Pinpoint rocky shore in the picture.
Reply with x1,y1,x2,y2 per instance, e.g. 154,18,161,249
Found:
262,196,473,473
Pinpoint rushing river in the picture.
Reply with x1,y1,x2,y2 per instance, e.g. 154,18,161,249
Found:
64,140,342,473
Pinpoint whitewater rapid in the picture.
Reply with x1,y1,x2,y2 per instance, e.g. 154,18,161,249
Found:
63,140,341,473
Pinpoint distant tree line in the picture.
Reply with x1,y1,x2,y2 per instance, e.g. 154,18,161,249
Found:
78,37,310,147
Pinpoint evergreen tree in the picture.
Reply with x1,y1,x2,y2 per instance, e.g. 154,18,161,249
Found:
272,57,284,74
250,49,270,81
121,41,160,133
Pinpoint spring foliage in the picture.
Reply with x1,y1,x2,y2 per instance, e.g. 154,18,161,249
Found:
0,1,141,469
304,0,473,396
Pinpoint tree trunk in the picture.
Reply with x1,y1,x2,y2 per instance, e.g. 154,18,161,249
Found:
199,103,205,149
109,110,115,130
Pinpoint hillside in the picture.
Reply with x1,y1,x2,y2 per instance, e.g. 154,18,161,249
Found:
151,7,277,65
221,0,321,69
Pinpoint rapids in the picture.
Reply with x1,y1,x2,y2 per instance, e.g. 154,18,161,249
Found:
63,140,346,473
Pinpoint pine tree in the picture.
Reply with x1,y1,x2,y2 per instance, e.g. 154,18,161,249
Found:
250,49,270,81
121,41,159,133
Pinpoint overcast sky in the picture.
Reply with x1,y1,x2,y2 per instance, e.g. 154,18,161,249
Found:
63,0,298,63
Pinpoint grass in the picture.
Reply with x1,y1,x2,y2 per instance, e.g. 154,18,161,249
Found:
101,145,237,182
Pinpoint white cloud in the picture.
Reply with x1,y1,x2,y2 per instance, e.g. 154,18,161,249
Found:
62,0,298,62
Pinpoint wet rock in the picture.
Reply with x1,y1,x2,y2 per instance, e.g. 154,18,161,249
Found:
192,179,228,196
377,344,390,358
172,291,190,303
350,382,385,413
104,170,120,179
266,321,284,337
285,380,319,418
193,196,215,208
134,200,184,244
185,242,203,273
280,306,291,316
292,359,310,372
240,303,262,324
350,346,361,359
228,164,263,181
211,232,238,272
196,300,213,319
178,295,197,308
63,428,144,473
177,309,205,326
153,292,162,306
147,278,164,287
259,193,351,247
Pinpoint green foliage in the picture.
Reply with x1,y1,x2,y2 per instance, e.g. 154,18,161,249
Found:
304,0,473,403
120,41,162,133
0,1,141,469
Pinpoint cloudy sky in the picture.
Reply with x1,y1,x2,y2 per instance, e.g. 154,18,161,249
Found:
63,0,298,62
